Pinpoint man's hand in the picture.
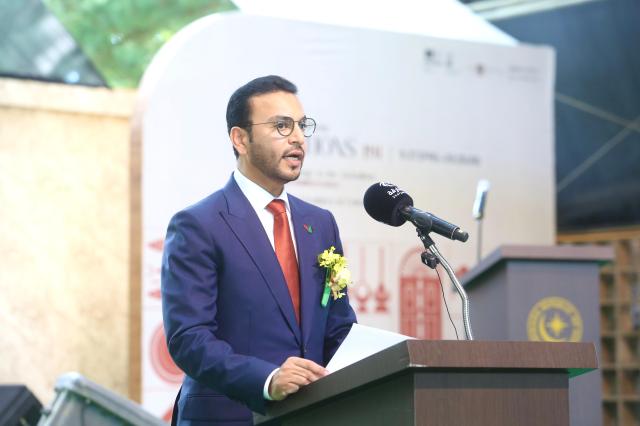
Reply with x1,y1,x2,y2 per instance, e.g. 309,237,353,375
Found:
269,357,328,401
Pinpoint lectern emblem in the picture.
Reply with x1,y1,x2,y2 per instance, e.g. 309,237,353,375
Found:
527,297,583,342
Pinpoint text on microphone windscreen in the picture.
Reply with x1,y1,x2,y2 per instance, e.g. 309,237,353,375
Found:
363,182,413,226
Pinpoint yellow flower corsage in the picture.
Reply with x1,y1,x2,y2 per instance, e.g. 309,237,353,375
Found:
318,246,352,307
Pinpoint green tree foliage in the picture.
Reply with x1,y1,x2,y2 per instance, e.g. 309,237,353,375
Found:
44,0,237,88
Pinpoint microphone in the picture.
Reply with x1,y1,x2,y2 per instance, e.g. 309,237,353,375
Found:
472,180,490,220
363,182,469,242
363,182,413,226
402,205,469,242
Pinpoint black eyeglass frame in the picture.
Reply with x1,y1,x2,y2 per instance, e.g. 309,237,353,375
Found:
244,116,317,137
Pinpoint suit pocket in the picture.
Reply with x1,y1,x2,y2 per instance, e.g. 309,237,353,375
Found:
181,394,251,422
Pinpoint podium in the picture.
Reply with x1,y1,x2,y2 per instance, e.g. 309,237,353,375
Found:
254,340,597,426
461,245,613,426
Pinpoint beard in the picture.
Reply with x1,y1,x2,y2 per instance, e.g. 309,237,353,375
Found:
247,134,303,185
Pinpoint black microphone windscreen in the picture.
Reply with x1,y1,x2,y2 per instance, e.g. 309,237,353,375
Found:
363,182,414,226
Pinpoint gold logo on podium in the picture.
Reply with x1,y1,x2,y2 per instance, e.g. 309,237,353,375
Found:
527,297,583,342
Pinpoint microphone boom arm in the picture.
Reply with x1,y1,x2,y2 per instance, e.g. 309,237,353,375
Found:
417,229,474,340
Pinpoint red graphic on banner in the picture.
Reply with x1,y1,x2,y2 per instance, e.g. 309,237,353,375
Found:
351,283,371,313
146,264,162,298
148,239,164,251
350,246,372,313
163,406,174,422
374,247,389,313
374,283,390,313
457,266,469,278
145,239,164,298
150,324,184,384
399,247,442,339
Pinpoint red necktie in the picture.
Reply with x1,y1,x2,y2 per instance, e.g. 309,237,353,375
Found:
266,200,301,323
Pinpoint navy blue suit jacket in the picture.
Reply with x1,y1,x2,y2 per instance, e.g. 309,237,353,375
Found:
161,177,356,425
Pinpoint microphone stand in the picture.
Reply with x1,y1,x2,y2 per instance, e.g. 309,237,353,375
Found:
416,228,474,340
476,217,483,264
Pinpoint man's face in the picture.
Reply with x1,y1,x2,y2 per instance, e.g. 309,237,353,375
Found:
240,91,306,194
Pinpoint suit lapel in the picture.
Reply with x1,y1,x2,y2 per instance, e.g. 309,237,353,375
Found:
220,177,301,344
289,197,320,349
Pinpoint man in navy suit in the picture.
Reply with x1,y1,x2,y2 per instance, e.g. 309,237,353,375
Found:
161,75,357,425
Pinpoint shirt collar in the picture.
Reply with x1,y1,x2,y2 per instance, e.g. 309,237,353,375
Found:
233,169,291,213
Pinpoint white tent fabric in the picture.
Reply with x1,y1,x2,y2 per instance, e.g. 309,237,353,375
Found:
233,0,517,45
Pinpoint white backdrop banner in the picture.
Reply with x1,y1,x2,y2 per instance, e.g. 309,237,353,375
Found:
135,12,555,418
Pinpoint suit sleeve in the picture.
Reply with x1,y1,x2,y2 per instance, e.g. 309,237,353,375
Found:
161,210,277,414
322,211,358,365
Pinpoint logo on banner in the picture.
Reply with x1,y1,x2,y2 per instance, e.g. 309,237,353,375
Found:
423,48,454,72
527,297,583,342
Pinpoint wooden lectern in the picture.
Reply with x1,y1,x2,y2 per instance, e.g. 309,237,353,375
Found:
254,340,597,426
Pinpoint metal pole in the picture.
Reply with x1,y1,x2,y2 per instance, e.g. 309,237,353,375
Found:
429,243,474,341
416,230,474,340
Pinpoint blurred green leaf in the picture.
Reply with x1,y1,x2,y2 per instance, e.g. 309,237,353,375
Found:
43,0,237,87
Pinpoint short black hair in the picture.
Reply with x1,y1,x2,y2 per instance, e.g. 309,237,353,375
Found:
226,75,298,158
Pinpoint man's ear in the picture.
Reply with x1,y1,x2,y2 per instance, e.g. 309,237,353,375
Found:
230,126,249,156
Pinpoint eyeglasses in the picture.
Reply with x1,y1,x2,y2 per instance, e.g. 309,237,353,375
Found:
246,116,316,137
